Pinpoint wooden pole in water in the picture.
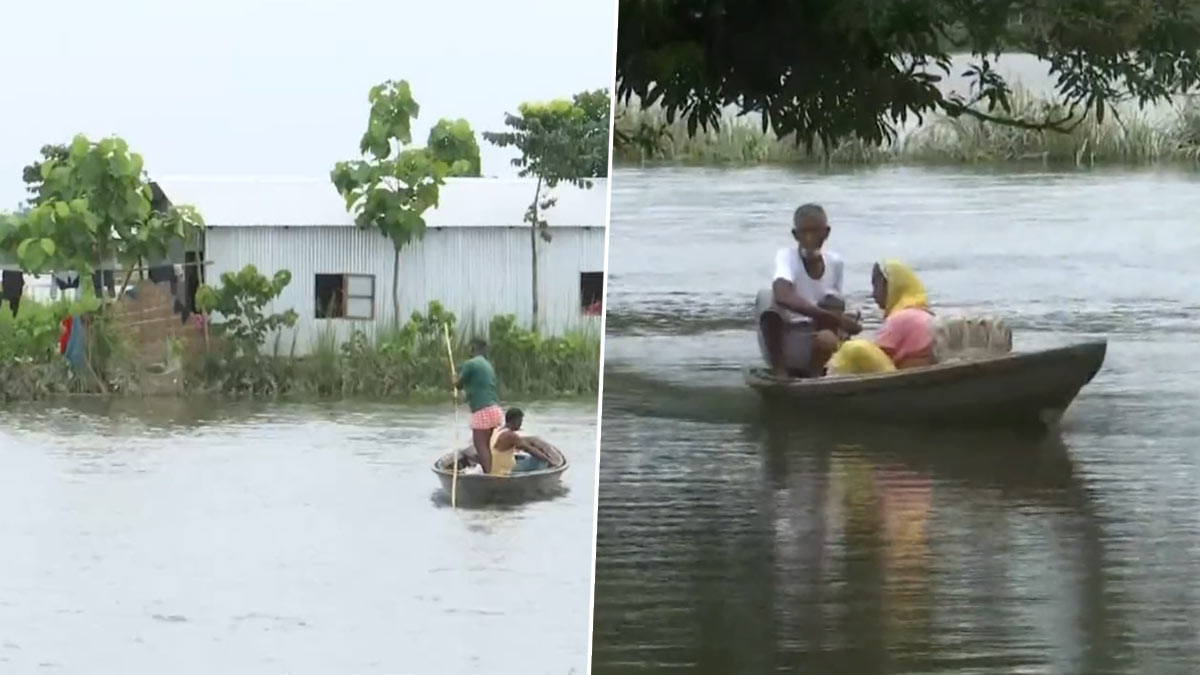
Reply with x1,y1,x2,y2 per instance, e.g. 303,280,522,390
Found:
442,323,459,509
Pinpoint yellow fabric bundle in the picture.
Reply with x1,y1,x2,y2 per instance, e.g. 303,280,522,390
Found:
828,339,896,374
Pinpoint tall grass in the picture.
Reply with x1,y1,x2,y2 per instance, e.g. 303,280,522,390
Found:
295,313,600,400
185,303,600,400
614,88,1200,167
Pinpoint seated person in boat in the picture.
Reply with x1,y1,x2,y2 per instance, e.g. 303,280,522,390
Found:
456,338,502,474
827,260,936,374
756,203,863,377
489,408,556,476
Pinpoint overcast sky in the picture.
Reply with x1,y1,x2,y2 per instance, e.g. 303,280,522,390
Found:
0,0,616,209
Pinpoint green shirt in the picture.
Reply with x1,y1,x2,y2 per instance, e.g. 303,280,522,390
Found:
460,355,499,411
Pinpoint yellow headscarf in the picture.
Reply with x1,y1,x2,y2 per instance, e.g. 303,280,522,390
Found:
877,259,929,317
827,260,930,376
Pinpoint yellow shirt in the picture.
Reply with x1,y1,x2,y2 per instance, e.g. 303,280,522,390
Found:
488,426,517,477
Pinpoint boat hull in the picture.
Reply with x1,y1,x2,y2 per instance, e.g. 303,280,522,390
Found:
745,340,1107,427
432,437,568,506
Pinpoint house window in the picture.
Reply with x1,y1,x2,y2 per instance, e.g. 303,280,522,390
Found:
580,271,603,316
315,274,375,319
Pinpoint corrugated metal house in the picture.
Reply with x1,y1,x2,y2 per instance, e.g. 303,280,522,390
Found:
154,176,607,354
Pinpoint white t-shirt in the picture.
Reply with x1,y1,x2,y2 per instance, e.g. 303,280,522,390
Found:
772,247,844,306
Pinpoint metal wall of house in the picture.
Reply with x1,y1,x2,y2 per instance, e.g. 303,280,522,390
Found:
204,225,605,354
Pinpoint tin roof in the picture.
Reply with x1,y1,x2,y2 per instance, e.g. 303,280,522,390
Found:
152,175,608,229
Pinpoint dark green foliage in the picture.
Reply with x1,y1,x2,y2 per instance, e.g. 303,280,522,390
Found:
616,0,1200,150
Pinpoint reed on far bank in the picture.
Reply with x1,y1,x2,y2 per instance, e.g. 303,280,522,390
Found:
614,87,1200,167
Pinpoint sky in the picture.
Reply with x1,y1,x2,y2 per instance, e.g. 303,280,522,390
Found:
0,0,617,209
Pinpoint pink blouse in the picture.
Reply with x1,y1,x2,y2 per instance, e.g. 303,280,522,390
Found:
876,308,934,365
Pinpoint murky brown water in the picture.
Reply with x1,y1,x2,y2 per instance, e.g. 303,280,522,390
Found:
594,166,1200,674
0,398,596,674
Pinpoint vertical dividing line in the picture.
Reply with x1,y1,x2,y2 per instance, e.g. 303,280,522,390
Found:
587,3,620,672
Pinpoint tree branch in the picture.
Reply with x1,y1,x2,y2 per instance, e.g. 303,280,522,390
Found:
939,98,1084,133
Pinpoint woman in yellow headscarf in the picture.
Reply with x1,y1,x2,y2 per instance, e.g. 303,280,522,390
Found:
827,260,936,375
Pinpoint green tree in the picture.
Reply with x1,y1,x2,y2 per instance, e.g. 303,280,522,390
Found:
482,89,611,330
195,265,298,357
1,134,203,299
427,118,483,177
331,80,451,325
615,0,1200,151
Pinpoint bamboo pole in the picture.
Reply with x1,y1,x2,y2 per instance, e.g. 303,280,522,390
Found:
442,323,460,508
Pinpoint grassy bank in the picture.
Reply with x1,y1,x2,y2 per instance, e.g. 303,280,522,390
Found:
614,87,1200,166
1,298,600,402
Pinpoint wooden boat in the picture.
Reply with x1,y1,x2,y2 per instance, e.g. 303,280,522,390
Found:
744,340,1107,427
432,436,569,505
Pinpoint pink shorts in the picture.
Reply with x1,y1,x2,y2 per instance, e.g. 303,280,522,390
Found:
469,405,503,430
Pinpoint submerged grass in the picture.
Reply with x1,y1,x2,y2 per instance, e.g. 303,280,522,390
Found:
614,87,1200,167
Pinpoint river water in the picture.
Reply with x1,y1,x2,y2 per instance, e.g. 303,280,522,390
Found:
594,166,1200,674
0,398,597,675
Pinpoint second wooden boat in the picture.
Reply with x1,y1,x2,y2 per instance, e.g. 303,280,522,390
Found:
744,340,1107,427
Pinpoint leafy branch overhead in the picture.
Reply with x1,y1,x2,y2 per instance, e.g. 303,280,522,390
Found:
615,0,1200,150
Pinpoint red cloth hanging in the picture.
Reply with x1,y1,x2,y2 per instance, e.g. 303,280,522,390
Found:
59,317,73,355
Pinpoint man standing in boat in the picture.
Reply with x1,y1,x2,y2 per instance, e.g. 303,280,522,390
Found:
456,338,502,474
756,203,863,377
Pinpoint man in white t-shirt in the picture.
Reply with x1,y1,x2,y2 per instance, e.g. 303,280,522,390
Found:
754,203,862,377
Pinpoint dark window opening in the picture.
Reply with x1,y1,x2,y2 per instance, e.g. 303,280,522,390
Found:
315,274,375,320
580,271,603,316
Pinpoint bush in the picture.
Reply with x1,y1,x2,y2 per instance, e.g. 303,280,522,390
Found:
0,298,72,364
190,265,299,396
304,302,600,399
0,292,121,398
181,297,599,399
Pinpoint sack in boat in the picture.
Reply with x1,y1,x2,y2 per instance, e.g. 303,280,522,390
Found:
931,316,1013,363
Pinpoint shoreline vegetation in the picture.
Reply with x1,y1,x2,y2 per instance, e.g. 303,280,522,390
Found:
0,290,600,403
614,86,1200,167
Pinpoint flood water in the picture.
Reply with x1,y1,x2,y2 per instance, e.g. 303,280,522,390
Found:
0,398,597,674
593,166,1200,674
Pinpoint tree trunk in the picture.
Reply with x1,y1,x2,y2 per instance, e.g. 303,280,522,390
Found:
530,178,541,332
392,247,401,329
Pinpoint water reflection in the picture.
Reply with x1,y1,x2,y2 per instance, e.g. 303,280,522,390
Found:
593,409,1129,674
758,418,1121,672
